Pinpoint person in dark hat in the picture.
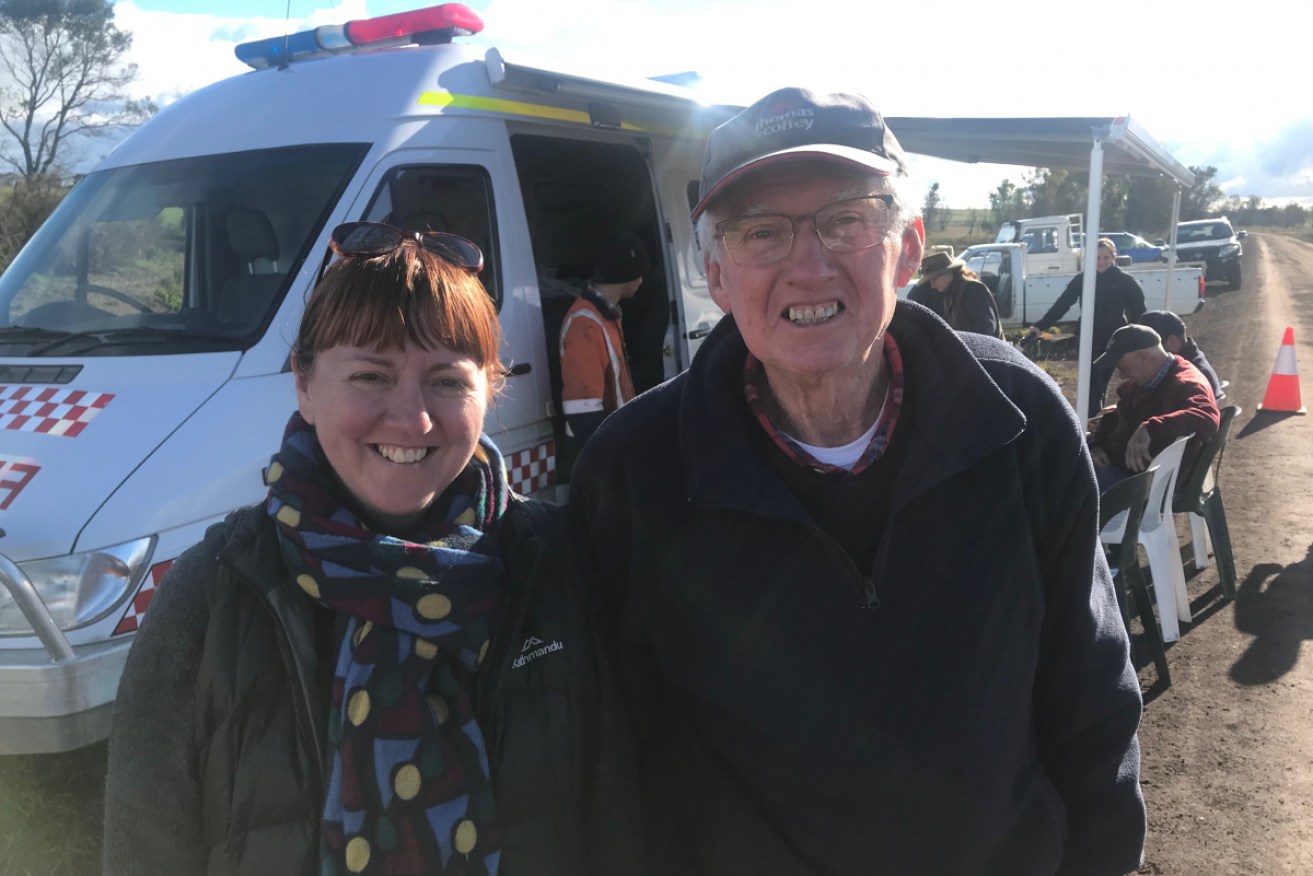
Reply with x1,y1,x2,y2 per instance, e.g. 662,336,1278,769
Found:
1135,309,1225,400
907,250,1004,337
1088,323,1220,491
570,86,1146,875
558,229,648,450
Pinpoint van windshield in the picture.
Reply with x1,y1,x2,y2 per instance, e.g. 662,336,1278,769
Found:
0,143,367,357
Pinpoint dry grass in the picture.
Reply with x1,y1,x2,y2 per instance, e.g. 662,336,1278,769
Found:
0,743,106,876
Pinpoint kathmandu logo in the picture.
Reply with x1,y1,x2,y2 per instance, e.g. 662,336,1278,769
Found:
512,635,564,669
755,106,814,138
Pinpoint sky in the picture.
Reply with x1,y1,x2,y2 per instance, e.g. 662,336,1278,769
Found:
98,0,1313,210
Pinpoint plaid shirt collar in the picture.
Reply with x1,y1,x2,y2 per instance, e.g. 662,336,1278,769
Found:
744,332,905,477
1145,356,1174,389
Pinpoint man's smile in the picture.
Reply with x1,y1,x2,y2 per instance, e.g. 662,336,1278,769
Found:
786,301,842,325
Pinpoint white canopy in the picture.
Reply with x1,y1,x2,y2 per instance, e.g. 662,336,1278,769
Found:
887,114,1196,425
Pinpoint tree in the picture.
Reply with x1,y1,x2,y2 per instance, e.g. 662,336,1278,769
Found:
1180,165,1224,220
0,0,154,177
988,180,1025,229
1280,202,1308,228
0,170,63,268
922,182,941,233
1022,167,1086,217
1123,175,1176,236
1096,175,1132,230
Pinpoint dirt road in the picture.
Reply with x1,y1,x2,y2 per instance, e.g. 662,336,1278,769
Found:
1133,232,1313,874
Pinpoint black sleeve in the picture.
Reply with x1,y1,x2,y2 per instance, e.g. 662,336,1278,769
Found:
1123,274,1147,321
965,281,1002,337
102,544,214,875
521,501,646,874
566,411,608,447
1023,395,1146,874
1032,274,1083,330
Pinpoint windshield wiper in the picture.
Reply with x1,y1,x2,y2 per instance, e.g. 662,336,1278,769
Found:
21,329,114,356
21,326,242,356
0,326,76,339
0,326,82,354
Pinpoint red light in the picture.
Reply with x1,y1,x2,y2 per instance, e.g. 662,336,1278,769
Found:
345,3,484,46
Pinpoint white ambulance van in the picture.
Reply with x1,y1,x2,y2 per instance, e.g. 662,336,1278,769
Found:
0,3,732,754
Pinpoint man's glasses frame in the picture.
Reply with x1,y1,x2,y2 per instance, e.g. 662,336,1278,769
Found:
715,194,897,267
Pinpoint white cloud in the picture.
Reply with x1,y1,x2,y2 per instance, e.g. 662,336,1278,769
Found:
113,2,368,109
100,0,1313,206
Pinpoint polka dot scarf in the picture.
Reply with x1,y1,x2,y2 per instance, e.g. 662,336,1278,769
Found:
266,411,508,876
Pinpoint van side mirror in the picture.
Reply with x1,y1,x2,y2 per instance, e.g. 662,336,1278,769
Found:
1235,230,1247,240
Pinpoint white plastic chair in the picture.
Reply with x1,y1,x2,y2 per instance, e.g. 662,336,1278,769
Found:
1100,435,1192,642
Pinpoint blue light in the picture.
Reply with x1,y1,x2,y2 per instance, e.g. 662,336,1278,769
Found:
234,29,322,69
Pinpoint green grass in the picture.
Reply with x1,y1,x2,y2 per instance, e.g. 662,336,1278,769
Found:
0,744,106,876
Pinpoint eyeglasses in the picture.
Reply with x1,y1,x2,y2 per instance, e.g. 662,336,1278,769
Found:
715,194,896,267
329,221,485,273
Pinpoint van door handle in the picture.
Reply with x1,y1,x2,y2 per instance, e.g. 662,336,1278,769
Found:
506,363,531,376
685,328,711,340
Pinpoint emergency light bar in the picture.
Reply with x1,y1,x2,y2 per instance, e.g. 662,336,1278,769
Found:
235,3,484,70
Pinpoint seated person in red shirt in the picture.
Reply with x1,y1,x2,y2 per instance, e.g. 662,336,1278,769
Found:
1089,324,1220,492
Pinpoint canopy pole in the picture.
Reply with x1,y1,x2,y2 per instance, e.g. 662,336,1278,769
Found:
1077,137,1105,430
1164,188,1183,308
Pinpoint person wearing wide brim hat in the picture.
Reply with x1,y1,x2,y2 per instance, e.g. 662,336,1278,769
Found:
907,250,1004,338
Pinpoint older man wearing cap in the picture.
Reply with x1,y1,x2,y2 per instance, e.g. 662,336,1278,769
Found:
571,87,1145,875
1089,323,1221,492
558,229,648,450
907,250,1004,337
1134,309,1225,401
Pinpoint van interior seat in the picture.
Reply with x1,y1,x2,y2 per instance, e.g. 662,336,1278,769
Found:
217,207,284,328
400,211,450,233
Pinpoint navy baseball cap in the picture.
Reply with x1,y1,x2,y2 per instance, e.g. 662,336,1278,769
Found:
690,87,908,221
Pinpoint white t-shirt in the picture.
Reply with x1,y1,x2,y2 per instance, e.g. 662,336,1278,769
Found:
780,384,891,471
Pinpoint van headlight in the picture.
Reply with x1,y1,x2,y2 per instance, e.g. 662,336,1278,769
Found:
0,538,155,635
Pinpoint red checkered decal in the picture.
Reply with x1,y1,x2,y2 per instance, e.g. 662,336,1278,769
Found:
0,385,114,437
113,559,173,635
506,441,556,495
0,454,40,511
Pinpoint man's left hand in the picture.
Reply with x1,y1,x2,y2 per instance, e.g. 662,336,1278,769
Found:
1125,424,1154,472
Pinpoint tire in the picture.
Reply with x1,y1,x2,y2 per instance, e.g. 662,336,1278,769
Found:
1228,266,1242,289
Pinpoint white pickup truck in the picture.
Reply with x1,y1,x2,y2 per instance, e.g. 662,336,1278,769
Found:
946,215,1206,327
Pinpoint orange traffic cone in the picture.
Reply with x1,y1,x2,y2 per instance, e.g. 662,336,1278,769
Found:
1257,327,1306,414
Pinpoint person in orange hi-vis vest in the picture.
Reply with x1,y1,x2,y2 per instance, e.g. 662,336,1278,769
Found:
559,229,647,449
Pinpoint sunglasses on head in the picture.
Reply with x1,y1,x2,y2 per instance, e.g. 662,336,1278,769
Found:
328,221,485,273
